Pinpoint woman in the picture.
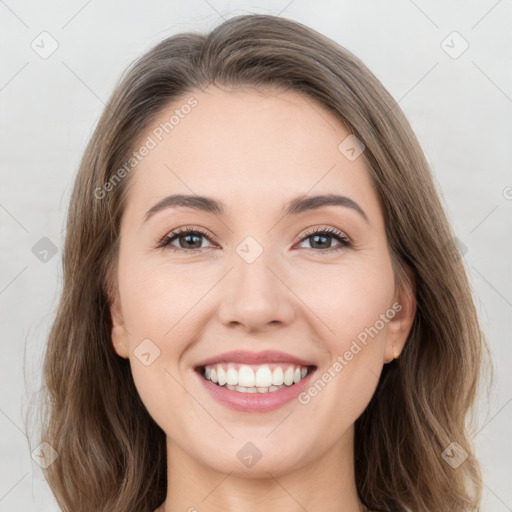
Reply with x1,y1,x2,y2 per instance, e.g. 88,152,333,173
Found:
41,13,488,512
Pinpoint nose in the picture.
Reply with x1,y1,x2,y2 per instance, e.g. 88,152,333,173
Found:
216,248,295,333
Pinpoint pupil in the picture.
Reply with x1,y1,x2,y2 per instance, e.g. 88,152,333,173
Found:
181,234,201,249
177,234,333,250
311,234,331,249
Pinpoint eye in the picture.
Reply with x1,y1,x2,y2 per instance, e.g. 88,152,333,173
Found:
157,225,351,254
157,227,217,253
295,226,351,253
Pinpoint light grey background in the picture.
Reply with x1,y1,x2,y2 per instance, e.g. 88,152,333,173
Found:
1,1,511,510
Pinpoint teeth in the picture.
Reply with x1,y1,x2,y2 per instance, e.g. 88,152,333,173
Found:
227,384,288,393
202,362,311,392
272,367,284,386
217,366,226,386
235,385,258,393
256,366,273,387
283,366,294,386
239,365,255,387
226,367,238,385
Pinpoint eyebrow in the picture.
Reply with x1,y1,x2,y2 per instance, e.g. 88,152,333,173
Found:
144,193,368,223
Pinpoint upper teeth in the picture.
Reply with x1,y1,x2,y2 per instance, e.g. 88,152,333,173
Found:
204,363,308,388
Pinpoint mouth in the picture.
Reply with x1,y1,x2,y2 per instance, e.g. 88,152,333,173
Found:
193,350,318,412
196,362,317,394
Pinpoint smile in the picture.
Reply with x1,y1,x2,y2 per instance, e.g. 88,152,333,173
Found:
200,363,312,393
195,363,317,413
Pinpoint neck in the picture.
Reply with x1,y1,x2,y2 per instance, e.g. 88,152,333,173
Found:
159,426,366,512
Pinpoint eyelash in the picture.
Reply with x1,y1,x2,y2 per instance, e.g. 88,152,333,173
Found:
156,226,351,254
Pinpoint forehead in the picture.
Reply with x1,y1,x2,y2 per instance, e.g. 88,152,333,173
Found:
124,86,379,222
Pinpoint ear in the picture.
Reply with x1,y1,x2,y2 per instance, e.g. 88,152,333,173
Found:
383,268,416,364
106,277,129,359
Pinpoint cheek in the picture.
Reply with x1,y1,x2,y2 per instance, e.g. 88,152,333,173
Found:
293,258,395,426
118,255,208,340
293,255,396,347
292,256,395,417
116,259,195,412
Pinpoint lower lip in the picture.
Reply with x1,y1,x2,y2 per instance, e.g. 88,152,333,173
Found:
196,368,316,413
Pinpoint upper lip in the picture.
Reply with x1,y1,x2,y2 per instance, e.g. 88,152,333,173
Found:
195,350,316,368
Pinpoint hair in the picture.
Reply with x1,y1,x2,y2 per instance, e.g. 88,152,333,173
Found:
40,13,490,512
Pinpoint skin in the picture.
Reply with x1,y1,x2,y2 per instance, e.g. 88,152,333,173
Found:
110,86,416,512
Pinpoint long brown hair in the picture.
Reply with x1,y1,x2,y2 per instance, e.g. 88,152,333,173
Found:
40,13,489,512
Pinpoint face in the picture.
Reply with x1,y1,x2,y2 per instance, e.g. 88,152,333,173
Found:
110,86,415,477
